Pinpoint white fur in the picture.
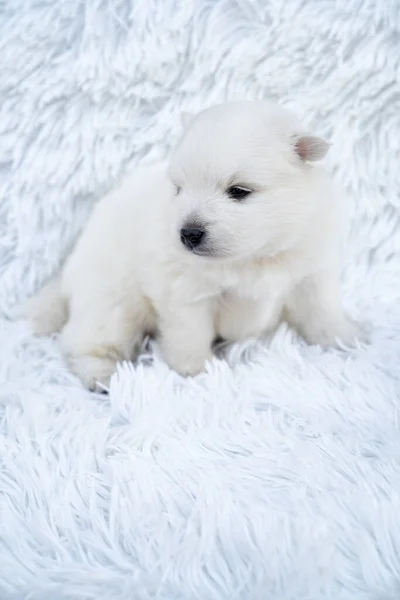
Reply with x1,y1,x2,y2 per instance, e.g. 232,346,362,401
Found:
2,0,400,597
22,101,359,389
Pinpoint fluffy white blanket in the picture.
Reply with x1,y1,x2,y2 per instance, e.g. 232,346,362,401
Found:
1,1,400,598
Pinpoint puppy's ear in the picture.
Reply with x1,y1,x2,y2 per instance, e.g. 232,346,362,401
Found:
294,135,330,162
180,111,195,129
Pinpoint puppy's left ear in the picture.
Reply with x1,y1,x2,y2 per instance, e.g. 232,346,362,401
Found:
294,135,330,162
180,112,195,129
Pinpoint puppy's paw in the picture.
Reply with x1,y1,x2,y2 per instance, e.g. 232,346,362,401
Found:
301,318,367,349
68,354,118,391
163,348,212,377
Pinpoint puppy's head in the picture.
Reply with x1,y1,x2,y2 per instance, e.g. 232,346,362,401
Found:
169,101,329,261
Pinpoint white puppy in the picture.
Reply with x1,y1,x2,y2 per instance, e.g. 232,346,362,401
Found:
22,101,360,389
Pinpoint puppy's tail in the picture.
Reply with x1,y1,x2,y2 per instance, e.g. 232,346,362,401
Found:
16,275,68,335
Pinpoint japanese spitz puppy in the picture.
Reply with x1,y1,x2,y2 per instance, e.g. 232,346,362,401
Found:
21,101,361,389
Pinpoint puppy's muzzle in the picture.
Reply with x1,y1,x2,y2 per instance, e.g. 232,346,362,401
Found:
180,226,206,251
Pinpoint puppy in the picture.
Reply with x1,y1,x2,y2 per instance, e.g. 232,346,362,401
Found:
21,101,361,389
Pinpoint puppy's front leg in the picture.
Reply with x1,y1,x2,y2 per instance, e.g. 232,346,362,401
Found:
217,294,282,341
159,301,214,376
285,269,362,348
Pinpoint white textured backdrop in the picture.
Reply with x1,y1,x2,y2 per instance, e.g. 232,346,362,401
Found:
1,1,400,598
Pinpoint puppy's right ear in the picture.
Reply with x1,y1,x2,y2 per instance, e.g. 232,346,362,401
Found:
180,112,195,129
294,135,330,162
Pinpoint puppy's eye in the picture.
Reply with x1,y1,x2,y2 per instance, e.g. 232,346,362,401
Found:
227,186,252,201
175,186,182,195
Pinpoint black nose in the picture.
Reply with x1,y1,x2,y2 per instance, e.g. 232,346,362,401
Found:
180,226,205,250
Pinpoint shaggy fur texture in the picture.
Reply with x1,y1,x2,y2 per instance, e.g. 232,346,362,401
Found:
1,1,400,599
